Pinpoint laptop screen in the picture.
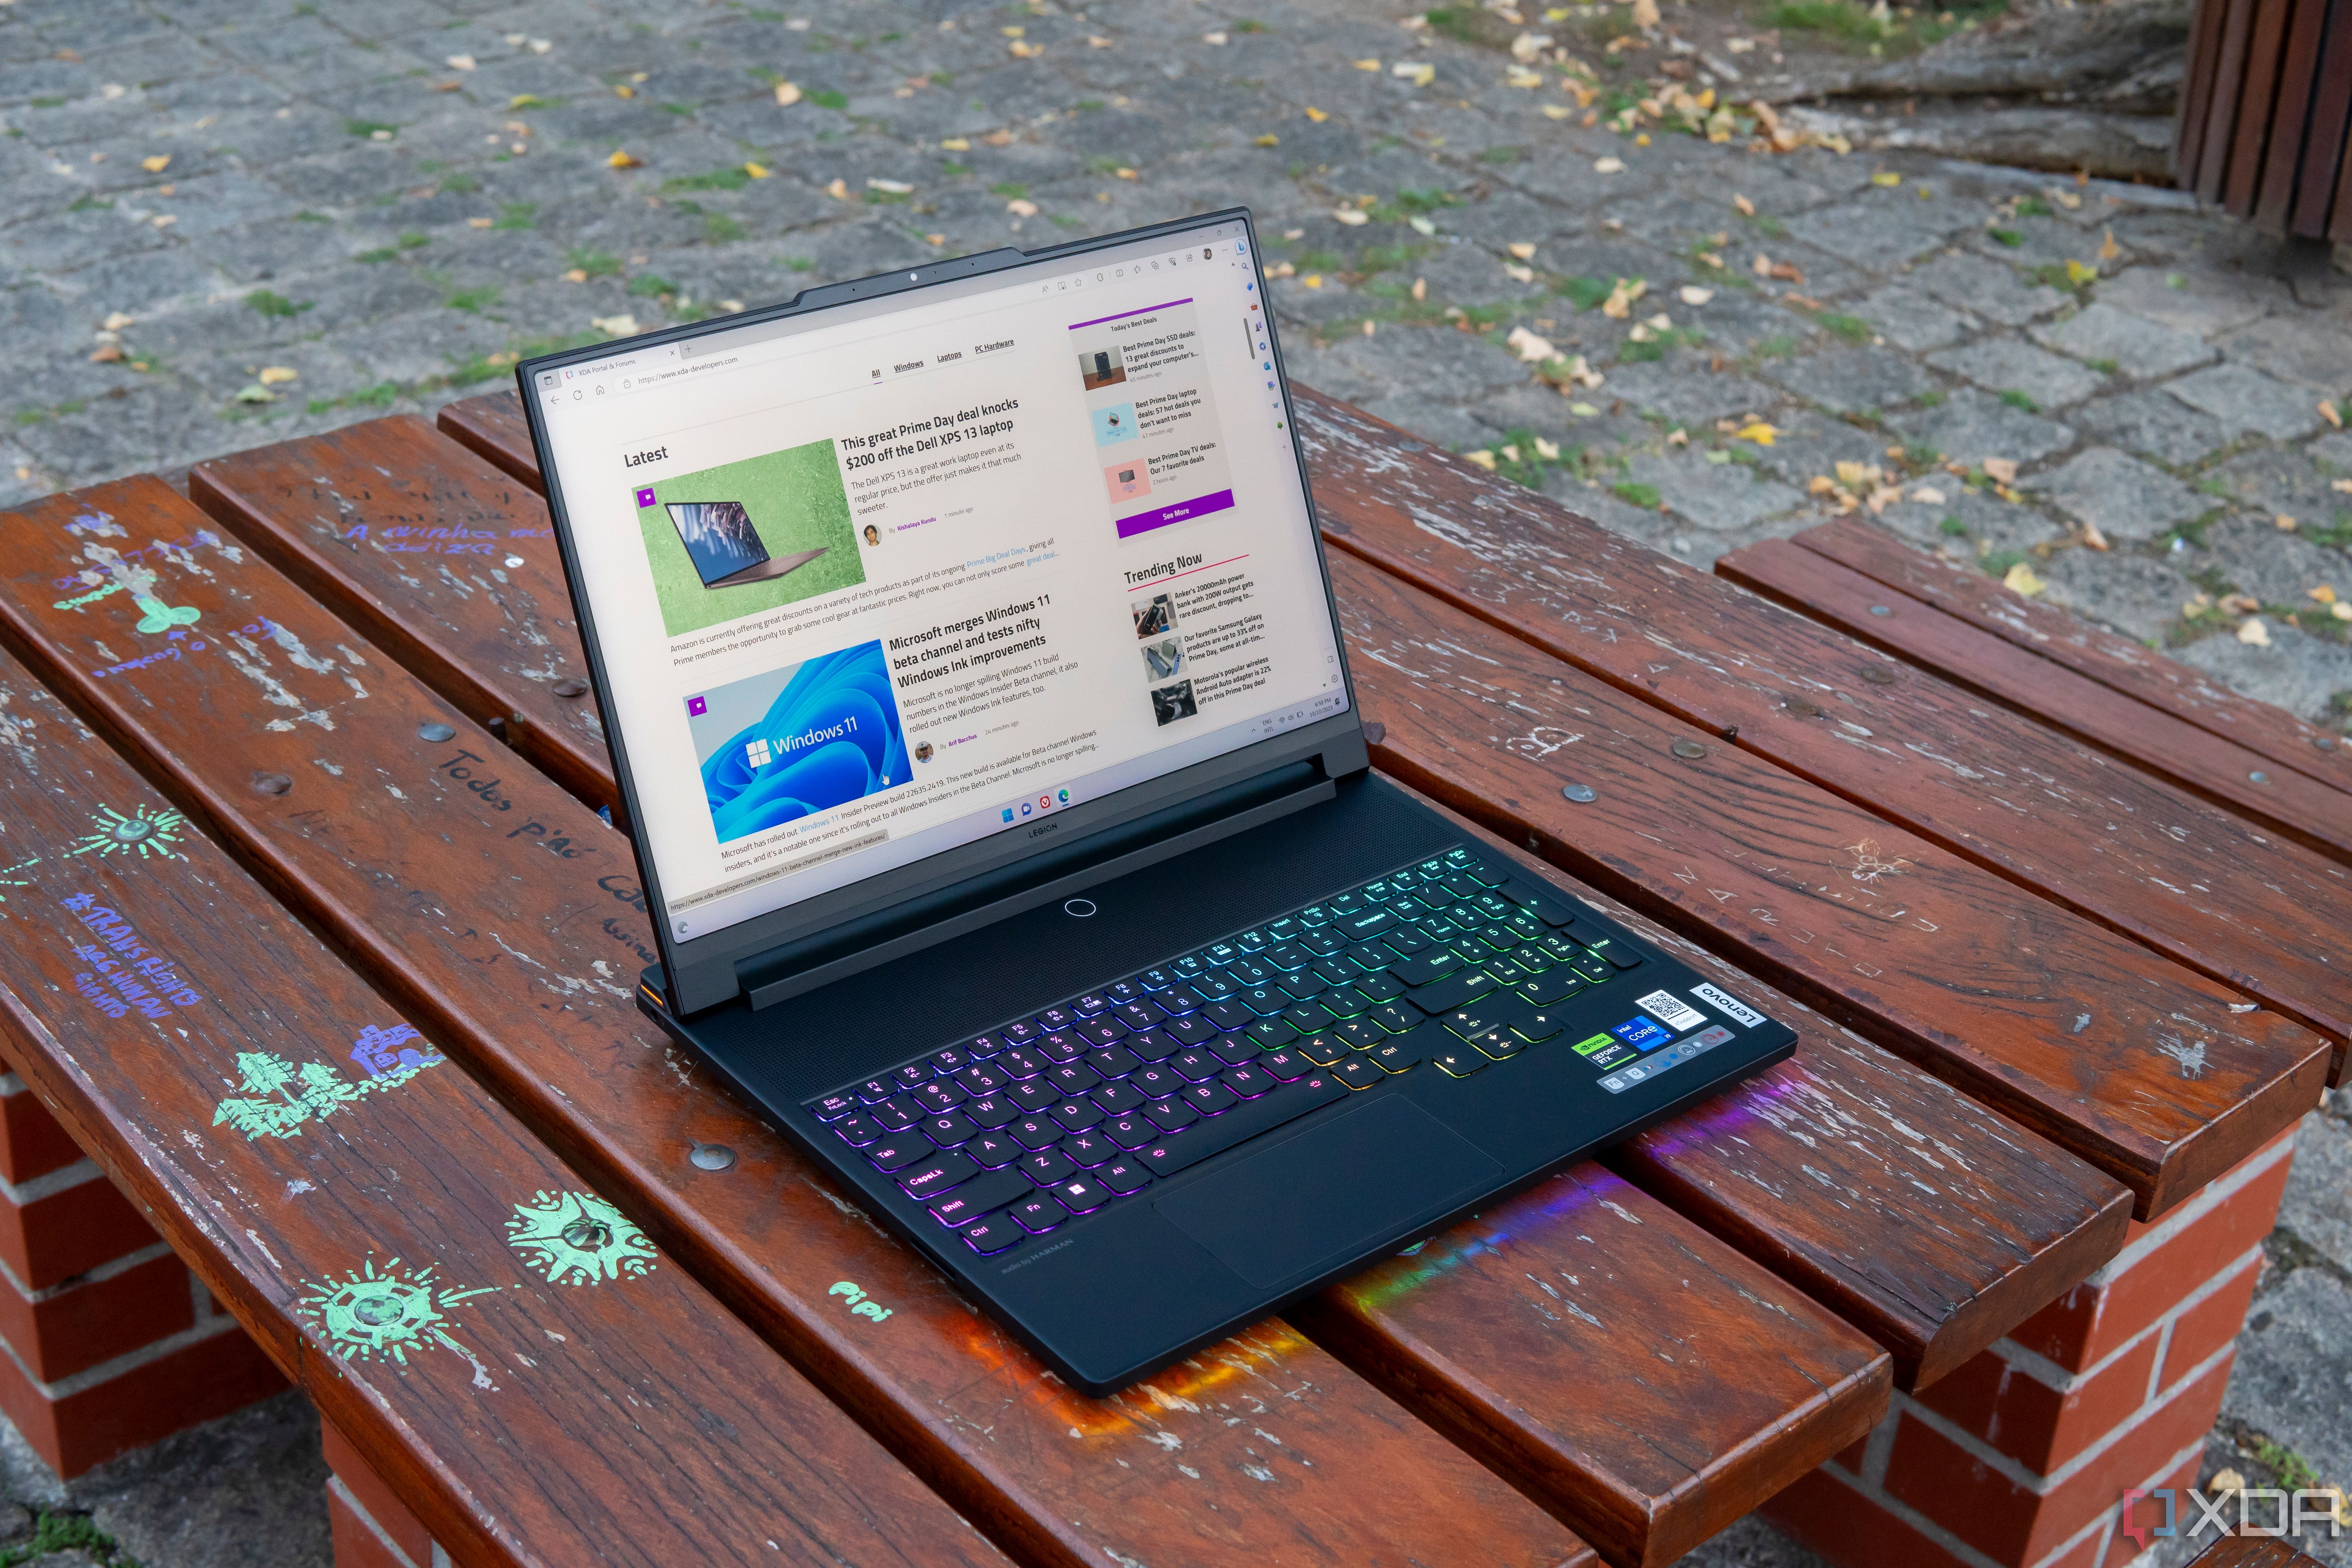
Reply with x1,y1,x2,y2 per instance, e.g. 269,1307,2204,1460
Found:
532,216,1347,947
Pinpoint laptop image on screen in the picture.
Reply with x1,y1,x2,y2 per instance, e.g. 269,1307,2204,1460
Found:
520,209,1796,1396
664,499,829,588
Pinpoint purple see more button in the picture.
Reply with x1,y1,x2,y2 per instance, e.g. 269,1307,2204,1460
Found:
635,486,657,508
1114,488,1235,541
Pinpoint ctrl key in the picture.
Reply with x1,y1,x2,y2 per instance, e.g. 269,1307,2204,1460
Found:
962,1214,1024,1256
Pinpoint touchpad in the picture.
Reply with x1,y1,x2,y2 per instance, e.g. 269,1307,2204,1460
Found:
1153,1095,1504,1287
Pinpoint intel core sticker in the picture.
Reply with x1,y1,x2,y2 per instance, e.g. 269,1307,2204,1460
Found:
1635,989,1708,1031
1690,983,1764,1028
1611,1015,1673,1051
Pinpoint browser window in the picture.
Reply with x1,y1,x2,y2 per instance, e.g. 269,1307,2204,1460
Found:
535,220,1347,944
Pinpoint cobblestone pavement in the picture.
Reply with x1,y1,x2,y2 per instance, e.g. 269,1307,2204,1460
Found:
3,0,2350,1561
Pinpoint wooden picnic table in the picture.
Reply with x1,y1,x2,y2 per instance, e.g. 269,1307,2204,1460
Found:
0,380,2330,1568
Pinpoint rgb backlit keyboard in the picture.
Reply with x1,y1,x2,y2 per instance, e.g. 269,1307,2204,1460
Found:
804,846,1653,1258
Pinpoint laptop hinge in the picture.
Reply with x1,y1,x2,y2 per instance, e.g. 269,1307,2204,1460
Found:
738,762,1333,1010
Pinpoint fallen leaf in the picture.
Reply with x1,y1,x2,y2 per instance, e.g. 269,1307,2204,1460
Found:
469,216,494,228
1361,320,1376,337
1394,62,1436,86
1535,437,1561,459
2238,616,2272,646
1870,171,1900,187
2334,478,2352,494
1910,485,1945,505
2220,592,2261,615
1753,252,1773,276
1501,445,1521,463
529,38,550,54
1408,214,1436,236
2337,603,2352,622
1981,457,2018,484
2277,513,2298,531
1593,155,1625,173
1508,325,1556,362
1001,24,1025,36
1411,277,1427,301
1632,0,1660,26
2321,399,2342,428
983,129,1014,145
141,154,170,173
1254,133,1280,147
1506,67,1544,88
2065,259,2098,285
102,312,135,332
1733,193,1755,216
563,267,587,282
745,161,772,179
607,149,642,169
1679,285,1713,305
2098,227,2120,262
1808,475,1838,494
1006,196,1038,215
88,343,122,363
1303,274,1323,289
258,366,298,385
2308,584,2336,604
233,385,276,404
1089,35,1114,47
2082,521,2109,550
1334,207,1368,225
592,314,639,336
1735,421,1777,445
2003,562,2046,597
1504,262,1535,283
448,53,477,70
1667,428,1688,445
1542,105,1571,119
1642,311,1672,331
939,136,969,151
1203,31,1229,44
1305,106,1328,122
1009,40,1042,57
775,81,802,105
613,83,633,98
868,177,913,193
1355,58,1381,70
1836,459,1883,488
1568,401,1600,416
1508,241,1537,260
827,177,852,200
1600,276,1645,318
1465,449,1498,470
1265,260,1296,279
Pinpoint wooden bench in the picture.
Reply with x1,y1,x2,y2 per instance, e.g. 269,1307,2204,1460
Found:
382,400,2134,1385
0,623,1005,1564
0,379,2319,1568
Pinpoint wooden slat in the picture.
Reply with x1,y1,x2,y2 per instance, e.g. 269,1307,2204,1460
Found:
232,405,2129,1399
1291,1166,1887,1568
1780,517,2352,798
2178,0,2233,178
438,392,543,492
1426,800,2133,1390
0,476,1616,1568
1717,538,2352,863
2294,7,2352,237
1715,539,2352,1087
2223,0,2295,209
0,657,1002,1566
189,419,616,817
2197,0,2262,199
2254,0,2332,228
1292,397,2352,1092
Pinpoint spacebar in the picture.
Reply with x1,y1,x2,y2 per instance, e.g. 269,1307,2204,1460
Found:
1138,1072,1349,1178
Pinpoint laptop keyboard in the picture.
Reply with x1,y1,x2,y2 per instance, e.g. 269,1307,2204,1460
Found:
803,846,1654,1259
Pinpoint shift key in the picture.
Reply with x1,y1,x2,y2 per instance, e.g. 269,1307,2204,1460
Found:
899,1151,980,1200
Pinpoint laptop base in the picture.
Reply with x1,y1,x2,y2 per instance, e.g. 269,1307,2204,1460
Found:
639,771,1794,1394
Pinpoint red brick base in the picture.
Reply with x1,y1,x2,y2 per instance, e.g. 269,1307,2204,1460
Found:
0,1081,286,1476
325,1421,444,1568
1763,1127,2296,1568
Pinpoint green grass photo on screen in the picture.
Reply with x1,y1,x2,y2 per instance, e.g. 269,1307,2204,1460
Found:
640,439,866,637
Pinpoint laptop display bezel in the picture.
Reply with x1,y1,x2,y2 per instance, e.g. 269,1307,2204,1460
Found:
518,207,1365,1015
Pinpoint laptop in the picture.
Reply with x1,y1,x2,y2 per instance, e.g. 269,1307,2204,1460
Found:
519,210,1795,1396
664,499,829,587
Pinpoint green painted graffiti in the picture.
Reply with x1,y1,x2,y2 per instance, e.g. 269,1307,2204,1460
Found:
64,804,185,862
296,1256,501,1367
131,594,200,633
506,1190,658,1285
212,1047,437,1141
